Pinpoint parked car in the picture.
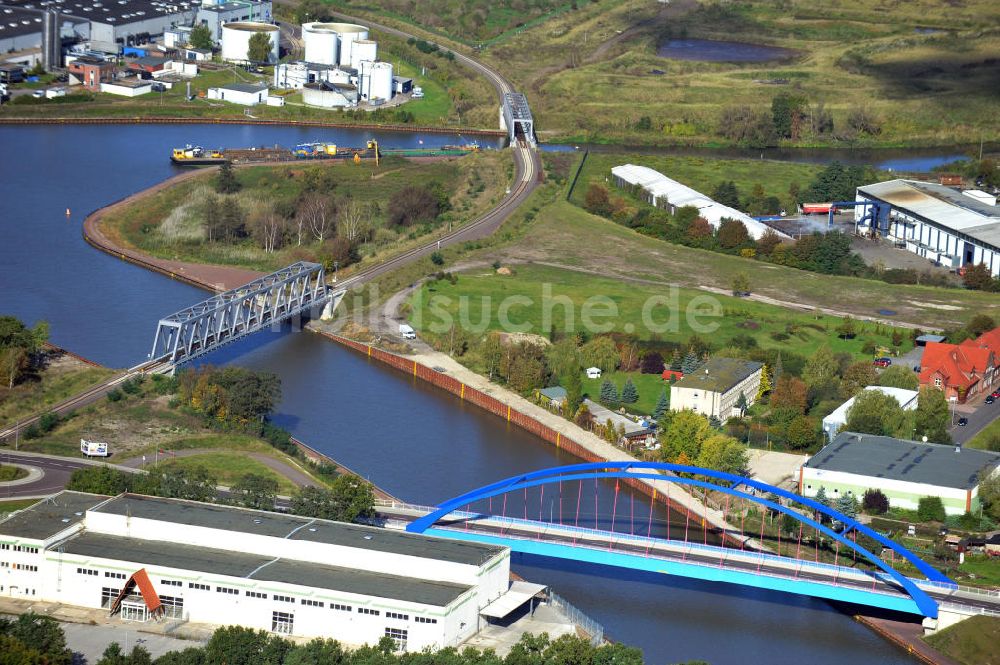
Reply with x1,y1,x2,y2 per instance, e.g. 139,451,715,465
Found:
958,417,969,426
873,358,892,368
991,390,1000,399
986,395,995,405
31,89,45,98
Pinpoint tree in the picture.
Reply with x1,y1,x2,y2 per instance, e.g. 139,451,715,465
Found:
681,351,701,374
839,361,878,399
659,410,710,462
966,314,996,338
803,345,839,392
731,272,751,296
249,208,284,253
652,390,669,421
785,415,817,450
583,183,613,217
640,351,664,374
290,476,374,522
204,626,290,665
735,391,748,416
479,332,503,380
148,466,217,502
914,386,951,444
845,389,906,437
835,316,857,339
580,336,619,373
878,365,919,390
669,348,682,371
717,219,751,250
962,263,995,291
686,216,714,240
215,160,240,194
832,493,858,531
756,364,772,401
847,106,882,136
756,228,783,257
562,368,583,415
299,193,335,244
917,496,946,523
862,488,889,515
771,92,808,140
620,377,638,404
95,643,153,665
770,376,808,415
0,612,72,664
599,379,619,405
189,23,213,50
247,31,273,64
696,434,749,476
231,473,278,510
712,181,741,208
335,197,373,246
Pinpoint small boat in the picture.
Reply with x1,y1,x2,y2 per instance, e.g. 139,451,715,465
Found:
170,145,228,165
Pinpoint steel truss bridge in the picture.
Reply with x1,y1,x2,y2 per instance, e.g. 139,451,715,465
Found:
150,262,337,367
398,462,1000,620
502,92,536,146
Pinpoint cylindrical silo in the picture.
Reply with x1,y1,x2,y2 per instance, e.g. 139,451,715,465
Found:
332,23,368,67
302,22,339,65
221,22,279,63
349,39,377,70
368,61,393,102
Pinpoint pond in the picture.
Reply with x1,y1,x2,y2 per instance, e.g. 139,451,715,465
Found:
657,38,799,62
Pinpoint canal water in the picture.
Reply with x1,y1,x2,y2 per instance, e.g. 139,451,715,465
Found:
0,124,921,664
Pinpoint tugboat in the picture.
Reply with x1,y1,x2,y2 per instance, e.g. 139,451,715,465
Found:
170,145,228,165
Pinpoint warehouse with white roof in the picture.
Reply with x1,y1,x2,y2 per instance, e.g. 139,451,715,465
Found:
0,492,527,652
856,179,1000,276
611,164,787,240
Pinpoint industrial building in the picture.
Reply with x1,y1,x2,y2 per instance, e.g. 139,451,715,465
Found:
302,21,367,67
670,358,764,420
219,20,277,64
821,386,919,441
800,432,1000,515
856,179,1000,277
195,0,272,41
0,5,88,67
611,165,786,240
0,492,536,652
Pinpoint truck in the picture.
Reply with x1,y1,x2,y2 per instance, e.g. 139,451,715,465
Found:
399,323,417,340
80,439,109,457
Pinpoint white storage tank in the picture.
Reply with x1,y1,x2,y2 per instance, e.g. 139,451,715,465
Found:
360,61,393,102
302,22,340,66
350,39,377,70
221,22,279,64
332,23,368,67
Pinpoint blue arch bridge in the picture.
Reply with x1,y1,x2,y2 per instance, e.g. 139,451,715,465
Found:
377,462,1000,621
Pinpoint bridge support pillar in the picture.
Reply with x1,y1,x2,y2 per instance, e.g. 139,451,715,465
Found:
922,607,978,635
320,289,346,321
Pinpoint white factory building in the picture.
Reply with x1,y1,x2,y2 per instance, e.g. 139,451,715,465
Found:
856,179,1000,277
611,164,787,240
0,492,530,652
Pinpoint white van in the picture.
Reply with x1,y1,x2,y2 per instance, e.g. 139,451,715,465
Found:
80,439,109,457
399,323,417,340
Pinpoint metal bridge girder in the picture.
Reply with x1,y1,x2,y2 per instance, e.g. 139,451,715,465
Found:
406,462,951,618
149,262,331,367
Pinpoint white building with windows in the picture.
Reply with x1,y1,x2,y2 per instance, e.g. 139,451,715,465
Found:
669,358,763,420
0,492,518,652
856,179,1000,277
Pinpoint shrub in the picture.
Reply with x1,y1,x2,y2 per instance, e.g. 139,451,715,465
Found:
861,488,889,515
917,496,946,523
120,376,143,395
430,252,445,266
38,411,60,433
106,389,123,402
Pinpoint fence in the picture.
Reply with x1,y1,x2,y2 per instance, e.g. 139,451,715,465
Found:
548,590,605,646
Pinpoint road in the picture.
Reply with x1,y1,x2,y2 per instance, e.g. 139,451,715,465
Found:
0,450,132,499
951,398,999,445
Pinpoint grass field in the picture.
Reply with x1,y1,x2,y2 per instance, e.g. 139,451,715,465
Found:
410,263,915,360
582,371,668,416
99,151,508,275
0,352,115,427
493,197,1000,330
0,464,28,482
966,417,1000,451
156,452,300,495
478,0,1000,146
924,615,1000,665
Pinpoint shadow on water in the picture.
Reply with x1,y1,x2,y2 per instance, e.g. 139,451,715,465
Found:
657,38,800,63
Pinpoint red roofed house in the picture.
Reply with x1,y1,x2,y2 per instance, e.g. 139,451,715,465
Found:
919,340,996,403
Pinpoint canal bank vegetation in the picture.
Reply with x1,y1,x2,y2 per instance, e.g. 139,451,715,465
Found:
17,367,335,494
476,0,1000,147
924,615,1000,665
0,315,115,427
98,151,509,275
